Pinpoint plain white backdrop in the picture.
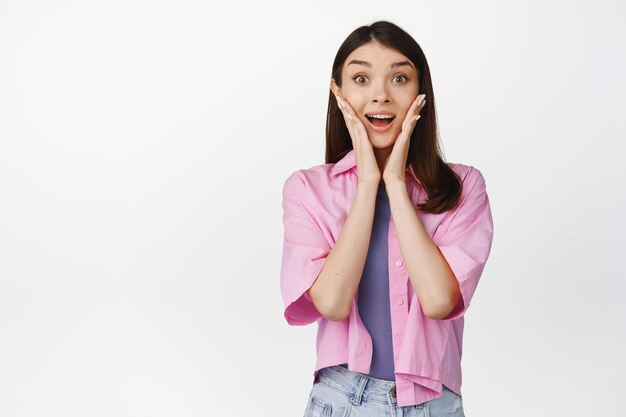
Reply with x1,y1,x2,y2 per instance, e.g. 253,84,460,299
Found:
1,1,625,416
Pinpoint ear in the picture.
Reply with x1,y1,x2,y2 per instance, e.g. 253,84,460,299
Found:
330,78,340,98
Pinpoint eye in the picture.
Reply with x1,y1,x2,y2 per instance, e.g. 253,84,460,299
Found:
351,74,410,85
352,75,367,84
393,74,409,84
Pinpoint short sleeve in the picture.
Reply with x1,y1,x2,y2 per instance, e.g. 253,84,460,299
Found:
280,171,332,326
435,167,494,321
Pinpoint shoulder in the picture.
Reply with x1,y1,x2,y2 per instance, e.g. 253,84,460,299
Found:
282,162,334,202
446,162,486,189
445,162,488,208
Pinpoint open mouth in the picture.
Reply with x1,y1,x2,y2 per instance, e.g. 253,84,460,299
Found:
365,114,396,131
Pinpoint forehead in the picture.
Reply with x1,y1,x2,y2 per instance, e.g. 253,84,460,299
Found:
344,42,413,71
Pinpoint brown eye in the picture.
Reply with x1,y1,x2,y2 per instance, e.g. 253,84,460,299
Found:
353,75,367,84
394,75,409,83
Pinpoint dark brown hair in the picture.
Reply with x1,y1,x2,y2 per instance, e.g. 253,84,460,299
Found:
326,20,462,214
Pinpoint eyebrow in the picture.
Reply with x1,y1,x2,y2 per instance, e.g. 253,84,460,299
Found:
347,59,414,69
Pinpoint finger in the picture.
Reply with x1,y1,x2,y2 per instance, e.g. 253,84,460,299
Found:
401,95,421,127
401,113,421,137
336,96,354,121
338,95,359,122
413,94,426,113
408,114,421,128
337,98,359,150
412,94,422,110
338,95,369,145
336,96,371,162
350,107,370,152
355,117,369,142
417,94,426,110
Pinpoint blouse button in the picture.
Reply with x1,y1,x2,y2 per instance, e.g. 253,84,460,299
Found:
396,259,403,267
397,298,404,305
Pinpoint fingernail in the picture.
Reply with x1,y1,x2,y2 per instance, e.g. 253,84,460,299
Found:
347,114,353,120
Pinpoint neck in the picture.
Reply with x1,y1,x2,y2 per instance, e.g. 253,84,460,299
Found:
373,145,393,181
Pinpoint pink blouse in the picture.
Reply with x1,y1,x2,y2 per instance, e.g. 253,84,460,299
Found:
279,149,494,406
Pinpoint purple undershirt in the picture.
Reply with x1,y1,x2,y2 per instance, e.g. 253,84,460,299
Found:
338,181,395,381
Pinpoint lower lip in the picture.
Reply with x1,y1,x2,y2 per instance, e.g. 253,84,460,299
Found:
366,117,395,132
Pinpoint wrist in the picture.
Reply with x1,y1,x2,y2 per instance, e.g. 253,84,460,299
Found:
384,178,409,196
356,180,380,196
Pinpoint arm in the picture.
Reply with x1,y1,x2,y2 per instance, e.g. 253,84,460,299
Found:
385,179,460,319
308,182,379,321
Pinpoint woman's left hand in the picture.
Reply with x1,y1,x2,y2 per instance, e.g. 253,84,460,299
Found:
382,93,426,183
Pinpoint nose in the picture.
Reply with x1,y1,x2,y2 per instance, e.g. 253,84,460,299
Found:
371,83,391,103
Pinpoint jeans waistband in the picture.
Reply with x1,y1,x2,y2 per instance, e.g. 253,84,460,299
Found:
317,365,398,405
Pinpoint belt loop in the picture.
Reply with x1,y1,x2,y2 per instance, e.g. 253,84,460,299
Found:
350,374,368,406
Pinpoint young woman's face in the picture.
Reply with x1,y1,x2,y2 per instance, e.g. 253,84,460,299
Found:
331,41,420,149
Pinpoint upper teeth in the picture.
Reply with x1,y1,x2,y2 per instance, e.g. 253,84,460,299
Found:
368,114,394,119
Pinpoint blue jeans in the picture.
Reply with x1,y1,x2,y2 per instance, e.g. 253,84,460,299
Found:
303,365,465,417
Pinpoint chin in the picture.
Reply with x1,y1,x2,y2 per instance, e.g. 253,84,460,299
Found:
368,131,399,148
370,139,396,149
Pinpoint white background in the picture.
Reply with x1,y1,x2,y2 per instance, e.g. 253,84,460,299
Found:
1,1,625,416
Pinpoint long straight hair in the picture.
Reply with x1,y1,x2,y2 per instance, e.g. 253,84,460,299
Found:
326,20,462,214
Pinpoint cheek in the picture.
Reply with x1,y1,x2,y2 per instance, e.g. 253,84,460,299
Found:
341,91,365,110
345,97,361,110
399,105,414,118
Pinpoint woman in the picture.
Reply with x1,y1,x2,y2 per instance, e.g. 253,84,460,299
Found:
280,20,494,417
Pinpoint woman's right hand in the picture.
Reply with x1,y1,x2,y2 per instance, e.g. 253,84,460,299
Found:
335,94,381,187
